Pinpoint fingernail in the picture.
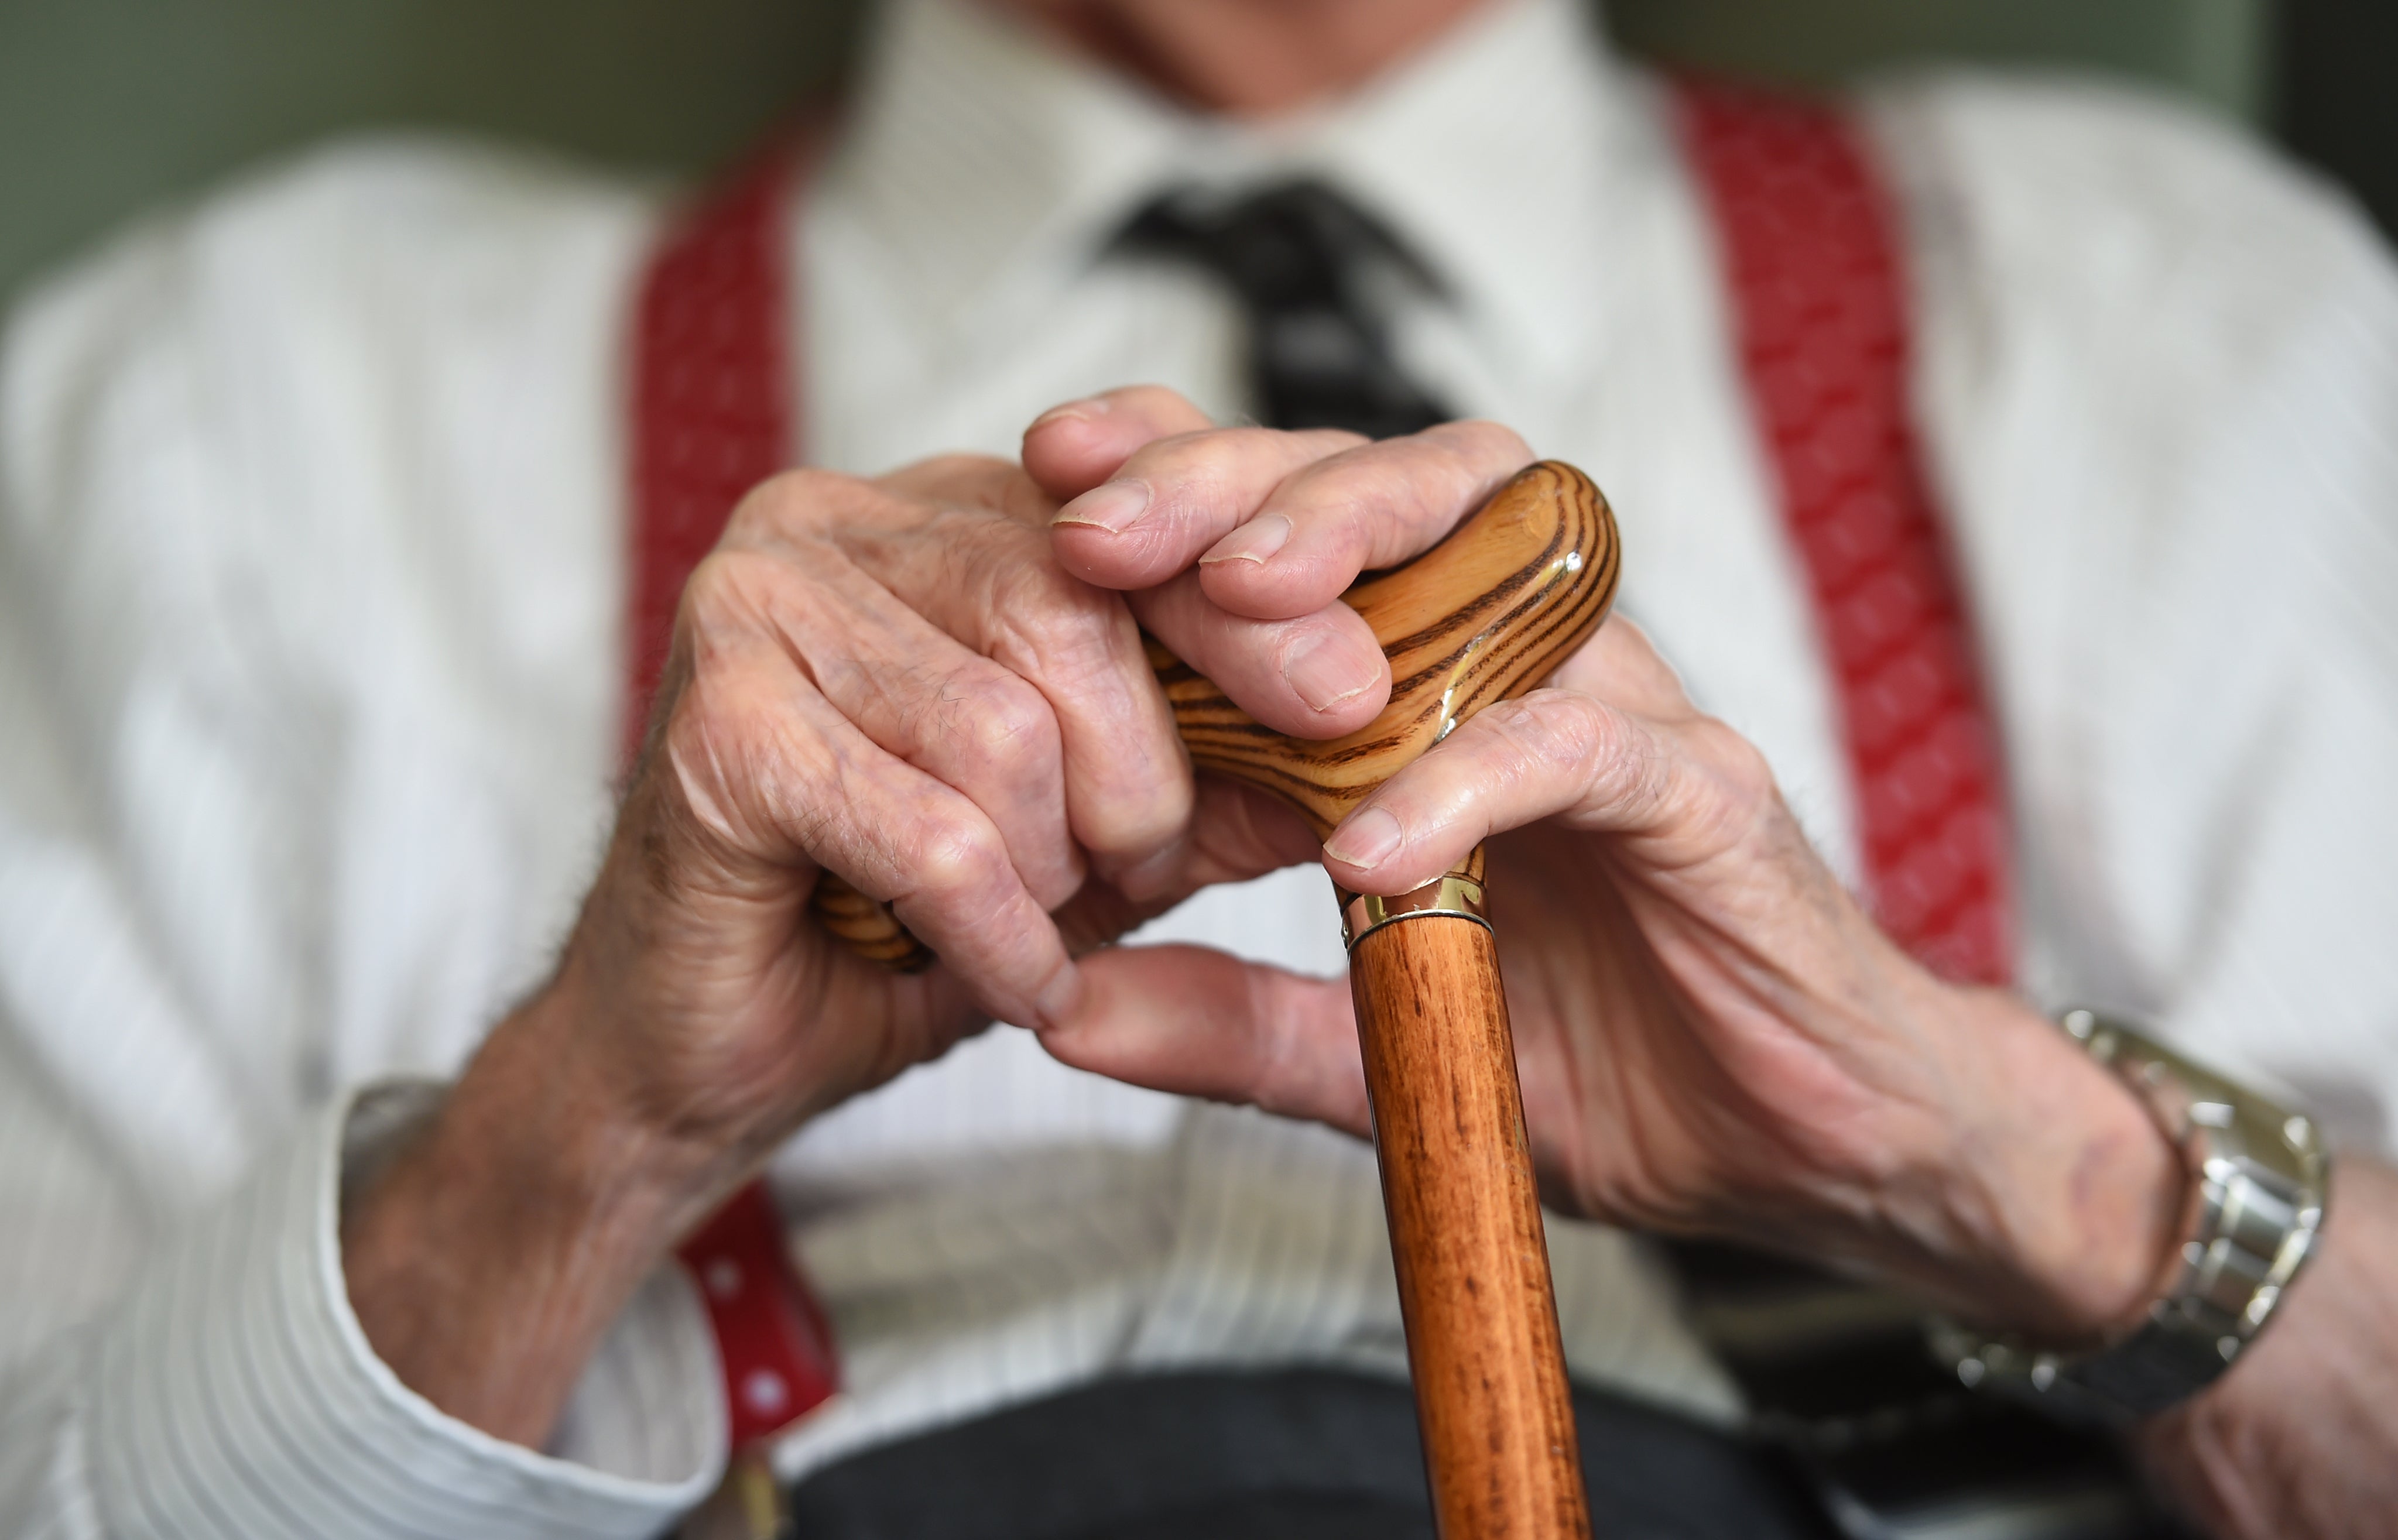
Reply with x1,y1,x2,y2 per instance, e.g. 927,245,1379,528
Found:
1033,962,1085,1031
1282,630,1375,714
1324,807,1404,870
1053,479,1150,534
1200,513,1292,567
1031,396,1111,430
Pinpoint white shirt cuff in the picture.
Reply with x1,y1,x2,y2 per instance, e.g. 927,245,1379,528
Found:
86,1084,725,1539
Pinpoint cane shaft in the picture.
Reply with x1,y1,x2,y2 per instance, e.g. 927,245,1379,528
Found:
1349,889,1588,1540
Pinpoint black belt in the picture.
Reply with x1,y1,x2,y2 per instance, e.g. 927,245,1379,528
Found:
679,1269,2199,1540
772,1367,1834,1540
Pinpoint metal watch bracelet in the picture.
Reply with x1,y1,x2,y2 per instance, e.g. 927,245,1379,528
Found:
1931,1009,2330,1425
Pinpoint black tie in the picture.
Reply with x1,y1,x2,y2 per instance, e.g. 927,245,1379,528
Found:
1116,180,1454,439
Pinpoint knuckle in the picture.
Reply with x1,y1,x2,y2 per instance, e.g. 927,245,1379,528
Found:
668,660,773,767
906,811,1012,902
1290,425,1371,459
679,546,782,630
1115,426,1215,484
1694,718,1779,815
1677,713,1760,781
981,527,1074,604
1133,424,1301,498
1442,417,1533,466
1280,459,1377,538
947,668,1056,768
1115,383,1188,408
919,450,1014,481
1300,437,1476,558
1154,439,1244,515
1496,690,1611,778
996,584,1129,689
731,465,863,539
667,664,732,748
1108,383,1207,426
1632,715,1780,853
972,533,1135,676
661,665,785,841
1495,688,1663,817
888,451,1017,507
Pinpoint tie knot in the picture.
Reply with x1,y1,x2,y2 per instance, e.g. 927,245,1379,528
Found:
1118,180,1433,313
1115,180,1452,440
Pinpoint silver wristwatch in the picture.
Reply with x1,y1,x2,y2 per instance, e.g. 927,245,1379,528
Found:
1931,1009,2330,1424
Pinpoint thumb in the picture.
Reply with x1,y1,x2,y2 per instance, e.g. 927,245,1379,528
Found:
1037,944,1369,1137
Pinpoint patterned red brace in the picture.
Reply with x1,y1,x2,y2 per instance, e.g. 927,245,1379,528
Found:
1677,81,2017,987
676,1181,842,1446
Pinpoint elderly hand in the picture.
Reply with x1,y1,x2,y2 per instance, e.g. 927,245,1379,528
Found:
340,392,1552,1443
1030,391,2186,1347
522,437,1347,1165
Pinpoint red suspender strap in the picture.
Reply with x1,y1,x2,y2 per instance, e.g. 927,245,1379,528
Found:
629,123,842,1449
1674,81,2017,987
627,136,804,764
675,1181,841,1446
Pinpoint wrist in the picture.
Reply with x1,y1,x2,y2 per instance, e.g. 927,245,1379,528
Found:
1908,986,2186,1343
341,983,732,1445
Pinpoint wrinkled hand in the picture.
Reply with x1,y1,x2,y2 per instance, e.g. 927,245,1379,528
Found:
547,395,1493,1184
343,389,1530,1442
1036,394,2182,1344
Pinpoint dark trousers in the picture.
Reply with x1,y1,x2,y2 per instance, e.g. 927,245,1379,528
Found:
785,1368,1837,1540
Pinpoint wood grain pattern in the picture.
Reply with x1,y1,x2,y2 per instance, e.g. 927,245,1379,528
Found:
809,871,937,973
807,460,1619,955
1351,911,1588,1540
1155,460,1619,839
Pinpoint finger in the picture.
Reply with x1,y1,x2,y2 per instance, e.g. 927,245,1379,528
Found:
1319,686,1688,896
1132,570,1390,739
662,609,1080,1029
773,472,1193,890
1176,775,1325,890
1050,424,1364,592
1548,615,1703,723
1020,385,1217,502
1039,945,1368,1135
702,540,1083,911
1195,420,1534,621
1052,776,1325,951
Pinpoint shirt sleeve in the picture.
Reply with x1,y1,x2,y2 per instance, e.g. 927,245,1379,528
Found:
0,1083,724,1540
0,140,719,1536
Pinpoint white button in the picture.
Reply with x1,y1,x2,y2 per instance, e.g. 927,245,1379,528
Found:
742,1368,790,1418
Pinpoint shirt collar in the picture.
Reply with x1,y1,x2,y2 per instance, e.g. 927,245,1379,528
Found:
827,0,1627,375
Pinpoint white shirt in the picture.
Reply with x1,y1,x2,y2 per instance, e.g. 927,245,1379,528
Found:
5,0,2397,1534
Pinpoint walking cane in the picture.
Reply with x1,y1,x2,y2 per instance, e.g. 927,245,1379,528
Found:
813,461,1621,1539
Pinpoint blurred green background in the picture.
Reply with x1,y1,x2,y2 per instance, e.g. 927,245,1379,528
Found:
1,0,2390,307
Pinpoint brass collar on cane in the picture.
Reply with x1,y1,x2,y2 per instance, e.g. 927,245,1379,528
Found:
1339,873,1489,949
